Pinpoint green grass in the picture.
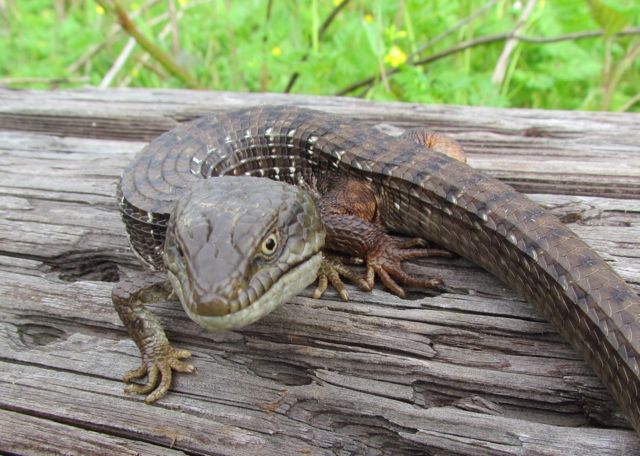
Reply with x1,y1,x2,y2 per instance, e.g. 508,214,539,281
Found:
0,0,638,111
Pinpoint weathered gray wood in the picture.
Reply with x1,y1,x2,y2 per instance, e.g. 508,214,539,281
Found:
1,88,639,197
0,88,638,455
0,410,186,456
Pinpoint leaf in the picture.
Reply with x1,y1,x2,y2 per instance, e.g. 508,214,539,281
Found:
587,0,628,37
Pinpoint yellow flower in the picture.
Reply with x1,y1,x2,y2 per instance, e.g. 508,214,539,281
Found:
364,13,373,23
333,0,342,6
96,5,105,15
178,0,188,5
271,46,282,57
383,46,407,67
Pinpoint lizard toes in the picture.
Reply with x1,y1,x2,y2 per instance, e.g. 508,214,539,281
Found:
123,347,196,403
123,363,148,383
125,364,159,395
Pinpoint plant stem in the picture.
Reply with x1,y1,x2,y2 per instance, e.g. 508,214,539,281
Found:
284,0,351,93
620,93,640,112
411,0,497,58
94,0,200,89
336,26,640,96
491,0,537,85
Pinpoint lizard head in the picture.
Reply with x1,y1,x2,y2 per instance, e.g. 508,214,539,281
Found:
163,176,324,330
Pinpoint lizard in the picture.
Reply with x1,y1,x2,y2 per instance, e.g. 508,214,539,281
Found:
114,105,640,433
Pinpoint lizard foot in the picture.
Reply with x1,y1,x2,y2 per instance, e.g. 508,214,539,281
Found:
365,237,452,298
313,254,371,301
123,345,195,404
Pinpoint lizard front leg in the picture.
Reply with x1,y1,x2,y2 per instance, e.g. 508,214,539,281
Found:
313,253,371,301
112,272,195,403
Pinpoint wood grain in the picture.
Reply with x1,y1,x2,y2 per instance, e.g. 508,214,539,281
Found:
0,88,638,455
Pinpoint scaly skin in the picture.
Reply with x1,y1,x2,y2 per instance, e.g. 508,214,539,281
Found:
114,106,640,434
112,271,195,403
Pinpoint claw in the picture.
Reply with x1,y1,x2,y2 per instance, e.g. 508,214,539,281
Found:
314,255,370,301
123,363,148,383
375,266,406,298
313,273,329,299
148,363,173,404
366,236,448,297
125,363,159,395
123,346,195,403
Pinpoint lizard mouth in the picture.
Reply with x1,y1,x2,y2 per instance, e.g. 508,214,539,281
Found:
167,252,322,330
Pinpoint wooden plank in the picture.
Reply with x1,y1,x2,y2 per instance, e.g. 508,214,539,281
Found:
0,88,639,197
0,88,638,454
0,410,185,456
3,361,637,456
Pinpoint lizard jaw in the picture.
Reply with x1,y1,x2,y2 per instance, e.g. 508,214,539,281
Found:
168,252,322,331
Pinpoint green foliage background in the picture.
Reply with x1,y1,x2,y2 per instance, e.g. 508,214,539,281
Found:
0,0,639,111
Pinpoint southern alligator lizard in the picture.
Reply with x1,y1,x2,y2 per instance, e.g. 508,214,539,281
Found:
114,105,640,432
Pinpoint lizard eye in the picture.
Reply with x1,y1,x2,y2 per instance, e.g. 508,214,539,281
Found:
260,233,279,258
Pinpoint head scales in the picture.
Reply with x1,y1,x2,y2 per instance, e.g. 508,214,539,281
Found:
164,176,325,330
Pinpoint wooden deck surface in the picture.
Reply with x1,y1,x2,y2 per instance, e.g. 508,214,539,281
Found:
0,88,639,455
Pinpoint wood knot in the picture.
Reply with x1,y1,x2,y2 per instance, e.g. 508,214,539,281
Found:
16,324,67,348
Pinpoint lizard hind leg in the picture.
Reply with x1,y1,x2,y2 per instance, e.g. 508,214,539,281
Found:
365,236,452,298
401,128,467,163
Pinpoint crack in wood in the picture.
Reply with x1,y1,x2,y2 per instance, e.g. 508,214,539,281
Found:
40,250,121,283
